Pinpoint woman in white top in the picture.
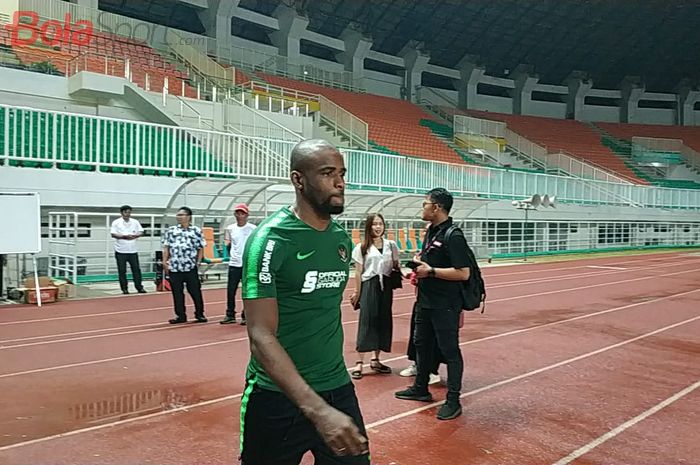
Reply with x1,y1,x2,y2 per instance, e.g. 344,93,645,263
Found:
349,213,399,379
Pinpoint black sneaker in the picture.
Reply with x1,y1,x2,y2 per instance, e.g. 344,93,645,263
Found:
169,318,187,324
137,289,147,294
122,290,129,295
436,400,462,420
239,318,246,326
394,387,433,402
194,315,208,323
220,316,236,324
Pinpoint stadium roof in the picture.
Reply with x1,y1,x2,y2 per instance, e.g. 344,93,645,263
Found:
101,0,700,92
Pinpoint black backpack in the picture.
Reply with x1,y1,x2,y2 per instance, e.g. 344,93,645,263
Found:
444,225,486,313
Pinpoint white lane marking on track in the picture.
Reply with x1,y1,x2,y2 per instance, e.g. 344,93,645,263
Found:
551,379,700,465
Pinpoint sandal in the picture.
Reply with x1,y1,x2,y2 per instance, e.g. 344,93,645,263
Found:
370,358,392,374
350,361,363,379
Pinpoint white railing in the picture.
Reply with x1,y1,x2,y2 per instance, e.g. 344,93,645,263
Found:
0,104,288,180
503,128,636,184
47,212,165,283
453,134,501,165
679,144,700,172
3,104,700,209
318,96,368,150
165,29,234,85
454,115,506,139
234,51,364,93
171,95,216,131
543,151,635,185
65,53,127,78
503,128,548,170
223,124,289,171
223,98,303,142
415,86,458,108
236,81,318,117
631,136,682,152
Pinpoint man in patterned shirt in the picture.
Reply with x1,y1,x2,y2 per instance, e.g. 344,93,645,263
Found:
238,140,369,464
162,206,207,324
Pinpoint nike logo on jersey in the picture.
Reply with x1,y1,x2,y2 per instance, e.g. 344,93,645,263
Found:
296,250,316,260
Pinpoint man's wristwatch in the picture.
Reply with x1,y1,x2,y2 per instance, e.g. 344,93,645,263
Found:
428,267,436,278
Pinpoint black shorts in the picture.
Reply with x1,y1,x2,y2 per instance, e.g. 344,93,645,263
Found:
239,381,370,465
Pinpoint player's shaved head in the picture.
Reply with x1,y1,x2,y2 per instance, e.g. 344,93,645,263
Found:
290,139,339,172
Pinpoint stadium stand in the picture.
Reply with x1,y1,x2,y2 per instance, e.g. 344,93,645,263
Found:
465,110,649,184
0,26,197,98
257,73,469,165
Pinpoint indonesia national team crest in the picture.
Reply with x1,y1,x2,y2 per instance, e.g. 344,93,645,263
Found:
338,244,348,262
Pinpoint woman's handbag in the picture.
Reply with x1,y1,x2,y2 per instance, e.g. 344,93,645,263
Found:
389,268,403,289
389,241,403,289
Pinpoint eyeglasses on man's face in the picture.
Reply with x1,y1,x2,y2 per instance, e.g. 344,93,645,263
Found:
422,201,436,208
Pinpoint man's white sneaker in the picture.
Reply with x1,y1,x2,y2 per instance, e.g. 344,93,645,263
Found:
399,365,417,377
429,373,441,385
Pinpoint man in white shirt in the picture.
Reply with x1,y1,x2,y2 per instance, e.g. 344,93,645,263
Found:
111,205,146,295
220,203,256,325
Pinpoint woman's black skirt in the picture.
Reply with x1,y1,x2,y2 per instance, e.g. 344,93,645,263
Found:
356,275,393,353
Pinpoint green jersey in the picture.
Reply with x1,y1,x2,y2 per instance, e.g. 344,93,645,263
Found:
242,206,353,392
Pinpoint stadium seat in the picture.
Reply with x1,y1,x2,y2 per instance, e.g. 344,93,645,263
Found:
256,73,467,165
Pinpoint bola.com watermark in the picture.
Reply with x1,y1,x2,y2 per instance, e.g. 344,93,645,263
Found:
3,10,206,48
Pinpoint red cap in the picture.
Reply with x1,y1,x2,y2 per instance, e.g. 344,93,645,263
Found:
234,203,249,214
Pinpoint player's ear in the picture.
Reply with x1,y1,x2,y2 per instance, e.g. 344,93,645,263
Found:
291,170,303,190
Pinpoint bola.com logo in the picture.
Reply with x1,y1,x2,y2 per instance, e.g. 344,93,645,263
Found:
2,9,207,48
3,11,94,47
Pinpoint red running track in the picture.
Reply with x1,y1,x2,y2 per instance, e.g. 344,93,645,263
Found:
0,251,699,465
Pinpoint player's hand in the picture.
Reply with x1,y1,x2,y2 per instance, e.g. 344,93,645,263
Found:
310,405,369,456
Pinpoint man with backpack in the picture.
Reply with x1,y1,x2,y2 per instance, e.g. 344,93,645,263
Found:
395,188,472,420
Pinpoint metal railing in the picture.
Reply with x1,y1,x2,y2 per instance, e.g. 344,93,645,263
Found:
165,29,234,85
503,128,637,184
679,144,700,172
65,53,127,79
3,104,700,209
47,211,165,283
170,94,216,131
223,98,303,142
453,134,502,165
223,124,290,172
454,115,506,139
415,86,459,108
631,136,682,153
630,136,684,167
0,104,289,180
318,96,368,150
235,81,318,117
238,51,364,93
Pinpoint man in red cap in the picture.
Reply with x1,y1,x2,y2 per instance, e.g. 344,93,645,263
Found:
221,203,257,325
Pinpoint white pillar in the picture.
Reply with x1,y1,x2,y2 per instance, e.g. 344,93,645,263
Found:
456,55,485,110
566,71,593,121
269,5,308,68
198,0,239,58
676,81,699,126
620,76,644,123
400,41,430,103
338,26,372,86
511,64,539,116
